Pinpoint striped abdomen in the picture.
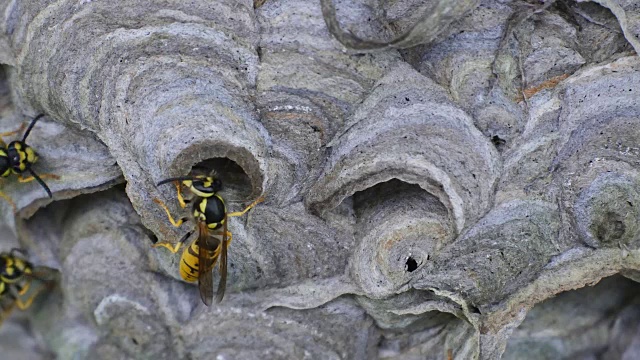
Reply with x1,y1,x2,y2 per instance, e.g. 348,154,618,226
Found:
179,239,219,282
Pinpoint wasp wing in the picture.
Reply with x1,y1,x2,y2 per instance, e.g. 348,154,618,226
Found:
197,221,216,306
215,217,229,303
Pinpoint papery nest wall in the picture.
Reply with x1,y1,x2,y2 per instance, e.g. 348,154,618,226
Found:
1,0,640,359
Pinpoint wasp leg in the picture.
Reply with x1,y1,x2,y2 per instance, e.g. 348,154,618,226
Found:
17,173,60,182
14,294,37,310
153,198,188,228
0,122,26,139
0,190,17,213
16,282,32,296
211,230,233,245
10,285,43,311
152,230,193,253
226,196,265,218
174,181,190,209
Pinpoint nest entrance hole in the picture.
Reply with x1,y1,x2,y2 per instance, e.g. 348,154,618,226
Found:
349,179,446,273
405,256,418,272
594,211,626,244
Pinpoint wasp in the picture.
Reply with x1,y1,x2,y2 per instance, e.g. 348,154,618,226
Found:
153,173,263,305
0,114,59,210
0,248,57,326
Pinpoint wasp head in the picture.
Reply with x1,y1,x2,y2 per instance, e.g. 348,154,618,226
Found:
183,175,222,198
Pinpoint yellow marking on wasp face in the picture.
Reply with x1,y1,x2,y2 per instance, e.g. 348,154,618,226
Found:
0,149,6,156
14,143,21,150
199,199,207,214
25,147,36,163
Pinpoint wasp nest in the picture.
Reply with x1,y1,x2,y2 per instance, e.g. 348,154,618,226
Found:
1,0,640,359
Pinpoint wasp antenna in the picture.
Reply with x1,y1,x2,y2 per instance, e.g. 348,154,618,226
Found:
28,168,53,198
157,176,201,186
22,114,45,142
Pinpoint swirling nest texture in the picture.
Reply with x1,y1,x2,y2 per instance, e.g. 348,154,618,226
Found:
1,0,640,359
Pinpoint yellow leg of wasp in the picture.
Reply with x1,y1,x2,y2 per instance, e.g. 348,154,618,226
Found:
226,196,265,218
152,197,191,252
152,240,185,254
18,173,61,182
174,181,187,209
152,228,192,253
153,198,186,228
0,190,17,213
0,123,26,138
14,294,37,310
17,282,31,296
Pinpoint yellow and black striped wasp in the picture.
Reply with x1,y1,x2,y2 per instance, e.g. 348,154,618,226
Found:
153,173,263,305
0,114,59,210
0,248,57,326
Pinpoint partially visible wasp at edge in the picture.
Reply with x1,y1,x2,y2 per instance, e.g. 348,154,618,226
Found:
0,114,60,211
0,248,58,326
152,171,264,305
